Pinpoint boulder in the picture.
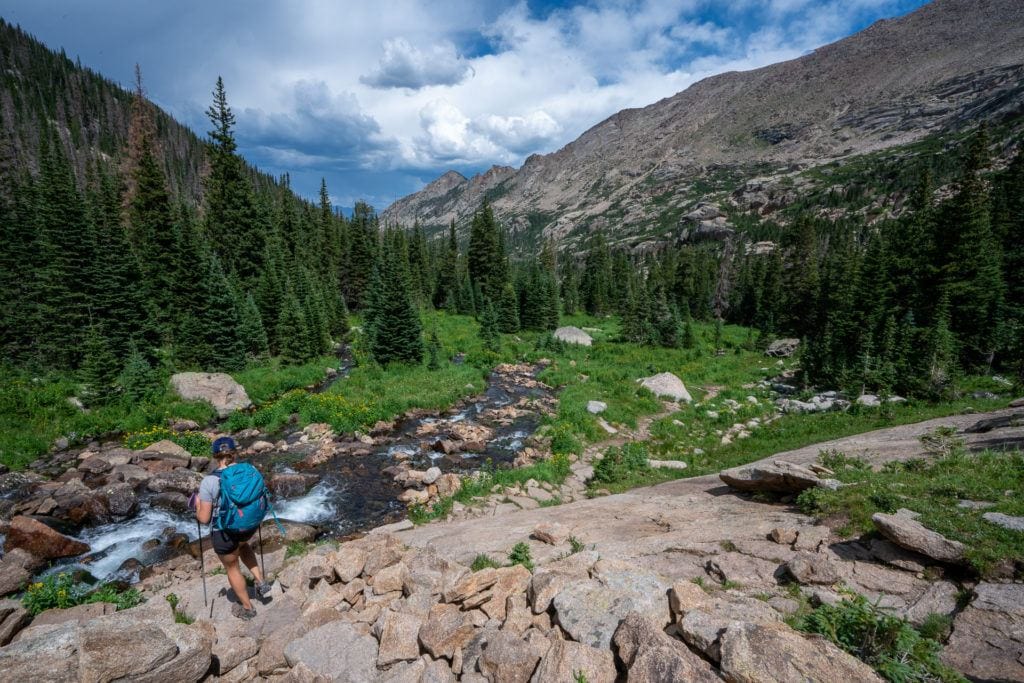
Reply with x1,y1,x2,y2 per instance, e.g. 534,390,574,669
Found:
531,640,616,683
3,515,88,559
531,522,570,546
375,610,424,666
29,601,115,631
553,326,593,346
612,612,720,682
1010,397,1024,408
586,400,607,414
784,551,841,585
141,439,192,460
418,603,476,658
765,338,800,357
270,472,318,499
284,620,379,683
719,622,884,683
332,546,368,583
0,549,40,597
211,635,259,676
146,468,204,495
422,467,442,485
0,599,30,645
637,372,692,402
477,630,545,683
981,511,1024,531
170,372,252,417
857,394,881,407
942,582,1024,682
552,565,671,649
0,621,79,681
96,482,138,516
720,460,840,493
871,509,964,563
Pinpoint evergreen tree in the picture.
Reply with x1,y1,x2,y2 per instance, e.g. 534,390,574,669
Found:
80,324,120,405
345,201,378,309
478,300,500,353
119,341,160,403
276,284,310,365
427,328,443,371
580,231,613,315
236,287,270,360
497,282,520,333
467,202,507,301
204,77,263,282
363,230,424,365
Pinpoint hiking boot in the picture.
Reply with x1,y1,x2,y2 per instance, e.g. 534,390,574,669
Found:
255,581,272,599
231,603,257,621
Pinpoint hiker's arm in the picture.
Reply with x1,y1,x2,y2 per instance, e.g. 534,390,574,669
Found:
196,499,213,524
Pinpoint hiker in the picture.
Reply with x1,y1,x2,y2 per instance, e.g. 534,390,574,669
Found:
194,436,272,620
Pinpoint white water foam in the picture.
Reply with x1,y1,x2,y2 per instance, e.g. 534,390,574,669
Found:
275,482,338,524
65,507,197,580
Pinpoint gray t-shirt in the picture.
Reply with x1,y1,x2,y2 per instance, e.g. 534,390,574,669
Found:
198,469,225,518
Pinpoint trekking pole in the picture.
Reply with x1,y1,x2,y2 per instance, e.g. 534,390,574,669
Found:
197,519,208,608
257,524,267,582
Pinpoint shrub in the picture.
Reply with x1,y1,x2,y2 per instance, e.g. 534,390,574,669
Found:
22,573,145,615
508,542,534,572
593,442,650,484
792,593,965,682
470,554,501,571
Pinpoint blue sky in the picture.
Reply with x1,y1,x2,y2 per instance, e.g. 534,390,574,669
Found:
4,0,929,210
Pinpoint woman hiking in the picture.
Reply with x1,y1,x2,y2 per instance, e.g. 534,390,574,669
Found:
194,436,272,620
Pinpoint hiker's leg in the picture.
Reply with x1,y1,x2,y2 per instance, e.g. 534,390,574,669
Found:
219,551,252,610
238,542,264,584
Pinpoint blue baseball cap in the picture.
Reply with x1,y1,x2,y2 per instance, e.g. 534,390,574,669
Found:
211,436,237,454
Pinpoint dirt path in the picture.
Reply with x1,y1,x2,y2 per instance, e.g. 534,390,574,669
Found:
396,407,1024,571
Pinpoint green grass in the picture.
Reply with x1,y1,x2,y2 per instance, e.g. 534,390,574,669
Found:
0,354,341,469
21,573,145,615
796,442,1024,576
792,592,966,682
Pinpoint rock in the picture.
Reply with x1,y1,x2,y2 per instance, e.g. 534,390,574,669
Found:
857,394,881,407
418,603,476,658
246,520,317,553
478,631,545,683
678,609,731,661
784,551,840,585
96,482,138,516
270,472,318,498
637,372,692,402
982,511,1024,531
464,566,531,620
720,460,839,493
0,599,30,645
3,515,89,559
866,539,928,572
648,459,687,470
76,609,214,683
872,509,965,563
372,562,409,594
284,620,379,683
29,601,115,630
553,326,593,346
142,439,192,460
77,456,112,474
375,610,424,666
531,639,616,683
170,419,201,432
531,522,569,545
596,418,618,435
1009,397,1024,408
211,635,259,676
170,372,252,417
423,466,442,485
146,468,204,495
586,400,607,414
434,473,462,498
765,338,800,357
111,463,151,486
421,658,456,683
251,440,274,453
769,527,798,545
369,519,415,535
0,621,79,680
552,567,671,650
612,611,720,682
942,582,1024,682
719,622,884,683
767,597,801,615
151,491,189,512
0,549,41,596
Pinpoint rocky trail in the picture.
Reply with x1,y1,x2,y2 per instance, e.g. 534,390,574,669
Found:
0,405,1020,681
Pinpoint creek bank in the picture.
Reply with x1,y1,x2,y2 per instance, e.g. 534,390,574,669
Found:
0,362,554,593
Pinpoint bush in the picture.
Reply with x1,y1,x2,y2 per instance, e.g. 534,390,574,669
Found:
792,593,965,682
508,542,534,572
470,554,501,571
593,442,650,484
22,573,145,616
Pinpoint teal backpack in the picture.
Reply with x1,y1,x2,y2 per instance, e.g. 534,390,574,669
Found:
214,463,271,532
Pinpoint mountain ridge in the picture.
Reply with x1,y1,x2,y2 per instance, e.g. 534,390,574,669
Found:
382,0,1024,247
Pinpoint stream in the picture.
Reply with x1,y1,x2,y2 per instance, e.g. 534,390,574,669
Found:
45,363,551,583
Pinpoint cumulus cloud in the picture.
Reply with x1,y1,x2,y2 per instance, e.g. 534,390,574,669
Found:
3,0,930,205
361,38,474,89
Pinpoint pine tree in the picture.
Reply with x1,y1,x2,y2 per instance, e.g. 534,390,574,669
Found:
363,230,424,365
119,341,160,402
468,202,507,301
276,285,310,365
498,282,520,333
80,324,120,405
345,201,378,309
236,287,269,360
581,231,613,315
427,329,443,370
204,77,263,283
478,300,500,353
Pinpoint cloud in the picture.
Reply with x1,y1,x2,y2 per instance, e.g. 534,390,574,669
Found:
361,38,474,89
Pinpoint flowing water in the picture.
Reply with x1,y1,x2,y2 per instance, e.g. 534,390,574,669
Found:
47,365,549,582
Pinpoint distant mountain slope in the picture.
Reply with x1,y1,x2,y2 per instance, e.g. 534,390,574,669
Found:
382,0,1024,247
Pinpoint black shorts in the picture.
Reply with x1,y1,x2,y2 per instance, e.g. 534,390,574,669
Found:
211,527,257,555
